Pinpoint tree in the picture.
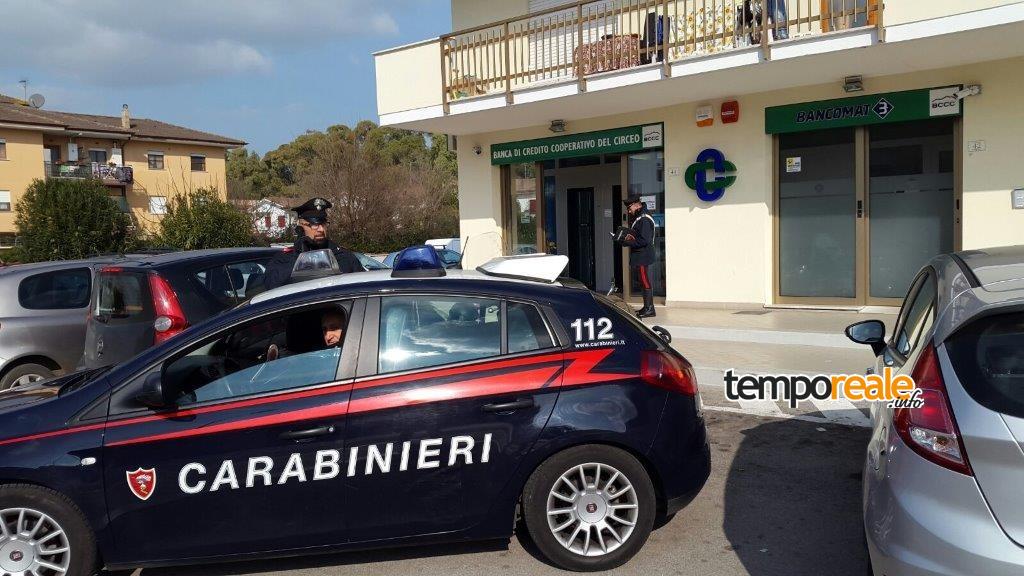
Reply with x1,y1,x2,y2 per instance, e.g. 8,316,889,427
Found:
157,188,253,250
226,148,283,202
227,121,459,253
297,124,458,253
13,178,134,262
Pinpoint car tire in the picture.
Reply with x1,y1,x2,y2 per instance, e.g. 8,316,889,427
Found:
0,363,55,391
522,445,656,572
0,484,98,576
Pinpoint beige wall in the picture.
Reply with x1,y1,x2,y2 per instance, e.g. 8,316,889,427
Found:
452,0,529,31
457,57,1024,306
886,0,1022,25
376,39,444,116
0,128,45,235
123,142,228,233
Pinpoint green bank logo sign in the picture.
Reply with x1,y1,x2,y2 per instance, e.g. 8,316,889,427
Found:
765,86,962,134
490,124,663,165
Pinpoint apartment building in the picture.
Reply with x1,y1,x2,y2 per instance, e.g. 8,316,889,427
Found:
0,94,244,250
375,0,1024,308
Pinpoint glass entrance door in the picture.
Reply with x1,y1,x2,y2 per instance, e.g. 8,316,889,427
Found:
868,119,955,301
777,128,860,302
775,120,958,306
625,151,666,301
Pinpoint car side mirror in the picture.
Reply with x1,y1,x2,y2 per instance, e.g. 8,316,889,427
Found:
652,325,672,344
845,320,886,356
135,372,172,409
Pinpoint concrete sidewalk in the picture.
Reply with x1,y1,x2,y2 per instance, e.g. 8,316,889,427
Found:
639,305,898,349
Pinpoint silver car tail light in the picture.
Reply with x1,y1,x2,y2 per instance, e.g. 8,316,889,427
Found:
894,344,973,476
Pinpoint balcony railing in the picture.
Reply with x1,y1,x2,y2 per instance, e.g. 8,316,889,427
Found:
44,162,133,184
440,0,880,110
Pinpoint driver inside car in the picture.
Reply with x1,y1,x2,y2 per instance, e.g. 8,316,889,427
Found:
267,309,346,361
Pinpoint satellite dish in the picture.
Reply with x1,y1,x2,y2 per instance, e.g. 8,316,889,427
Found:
28,94,45,108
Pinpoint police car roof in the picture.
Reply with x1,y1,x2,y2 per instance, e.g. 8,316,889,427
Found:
251,268,566,305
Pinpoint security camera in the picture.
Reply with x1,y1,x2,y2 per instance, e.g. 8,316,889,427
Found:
954,85,981,100
473,145,482,155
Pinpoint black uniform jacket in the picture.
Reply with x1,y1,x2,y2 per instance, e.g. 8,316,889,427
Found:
265,238,363,290
623,210,656,267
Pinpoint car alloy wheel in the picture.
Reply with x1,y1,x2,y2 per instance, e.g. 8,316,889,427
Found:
546,462,639,557
0,507,72,576
10,374,44,389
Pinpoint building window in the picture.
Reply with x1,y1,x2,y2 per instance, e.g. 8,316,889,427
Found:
89,149,108,164
148,152,165,170
277,215,286,228
149,196,168,215
0,191,10,212
264,215,271,228
0,139,6,160
0,233,16,249
191,154,206,172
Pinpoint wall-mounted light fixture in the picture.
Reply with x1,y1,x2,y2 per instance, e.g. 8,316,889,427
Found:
843,75,863,93
549,119,566,133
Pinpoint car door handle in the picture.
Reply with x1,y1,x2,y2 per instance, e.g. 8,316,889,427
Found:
279,425,335,441
482,398,535,413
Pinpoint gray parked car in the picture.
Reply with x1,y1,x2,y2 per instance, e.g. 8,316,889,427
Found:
847,245,1024,575
0,258,114,390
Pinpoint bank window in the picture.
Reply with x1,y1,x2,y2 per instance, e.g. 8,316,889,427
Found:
160,305,348,406
148,152,164,170
378,295,501,373
0,139,6,160
191,154,206,172
505,163,539,255
0,190,10,212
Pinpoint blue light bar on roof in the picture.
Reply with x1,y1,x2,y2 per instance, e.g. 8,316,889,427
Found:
391,245,446,278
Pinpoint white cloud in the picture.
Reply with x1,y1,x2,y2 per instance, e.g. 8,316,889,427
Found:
0,0,400,86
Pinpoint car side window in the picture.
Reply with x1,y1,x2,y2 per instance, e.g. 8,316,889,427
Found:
894,274,937,358
193,260,269,305
161,304,349,406
378,295,501,373
507,301,555,353
18,268,91,310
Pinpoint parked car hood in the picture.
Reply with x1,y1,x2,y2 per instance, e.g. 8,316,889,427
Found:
0,381,62,413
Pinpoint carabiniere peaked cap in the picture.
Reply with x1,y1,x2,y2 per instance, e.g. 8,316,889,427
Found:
293,197,333,224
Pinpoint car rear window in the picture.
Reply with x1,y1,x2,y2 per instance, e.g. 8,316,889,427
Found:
945,311,1024,418
95,272,152,323
18,267,91,309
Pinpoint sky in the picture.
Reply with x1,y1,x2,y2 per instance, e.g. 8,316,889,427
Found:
0,0,451,154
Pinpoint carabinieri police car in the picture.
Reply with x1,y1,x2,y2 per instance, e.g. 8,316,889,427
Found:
0,247,709,575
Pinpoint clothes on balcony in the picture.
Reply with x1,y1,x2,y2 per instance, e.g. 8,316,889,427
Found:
574,34,640,77
738,0,789,44
671,2,739,58
641,13,667,64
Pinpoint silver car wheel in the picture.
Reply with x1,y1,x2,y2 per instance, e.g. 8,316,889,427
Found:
0,508,71,576
546,462,639,557
10,375,44,389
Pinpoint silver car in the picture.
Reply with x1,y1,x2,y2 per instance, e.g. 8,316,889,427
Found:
847,245,1024,575
0,258,113,389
